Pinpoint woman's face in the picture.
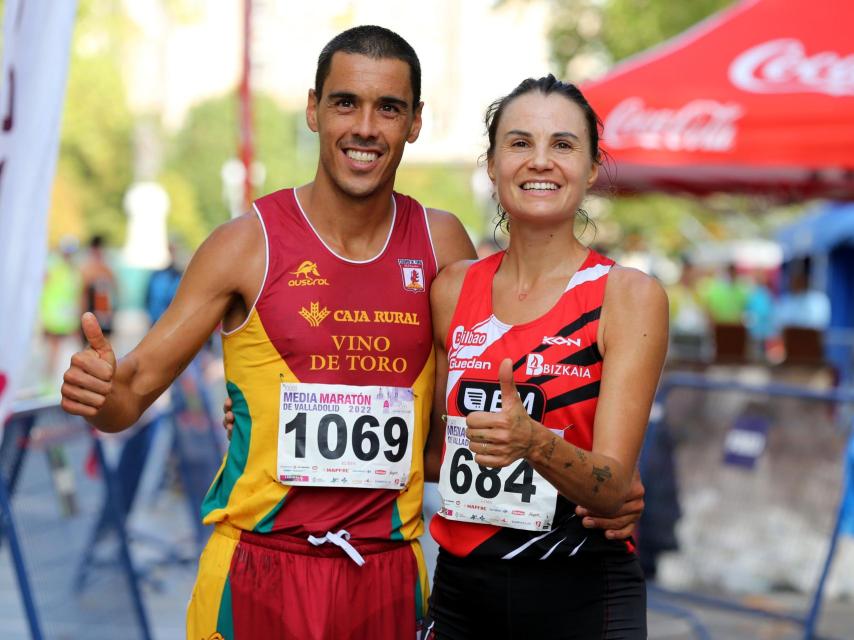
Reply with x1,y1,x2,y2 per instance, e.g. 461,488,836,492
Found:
488,92,598,227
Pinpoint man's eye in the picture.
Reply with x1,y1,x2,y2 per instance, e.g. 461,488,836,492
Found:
555,141,572,150
380,104,401,113
336,99,354,108
511,140,528,147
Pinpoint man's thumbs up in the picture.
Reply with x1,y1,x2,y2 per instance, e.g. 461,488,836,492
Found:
81,312,116,367
60,313,116,418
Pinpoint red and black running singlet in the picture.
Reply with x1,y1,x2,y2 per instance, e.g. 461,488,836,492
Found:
201,188,437,542
430,249,633,559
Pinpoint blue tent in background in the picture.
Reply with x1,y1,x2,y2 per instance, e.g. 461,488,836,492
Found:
777,201,854,379
777,202,854,262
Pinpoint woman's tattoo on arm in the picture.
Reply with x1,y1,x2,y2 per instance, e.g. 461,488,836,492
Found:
591,465,612,493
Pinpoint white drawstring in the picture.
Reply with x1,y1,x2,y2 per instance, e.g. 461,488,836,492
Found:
307,529,366,566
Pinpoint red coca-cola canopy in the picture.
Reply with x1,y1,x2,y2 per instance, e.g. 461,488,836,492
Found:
582,0,854,198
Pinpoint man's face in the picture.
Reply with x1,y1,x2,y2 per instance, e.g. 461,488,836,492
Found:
307,52,423,199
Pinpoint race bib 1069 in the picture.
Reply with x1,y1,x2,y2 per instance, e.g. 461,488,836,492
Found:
437,416,558,531
277,382,414,489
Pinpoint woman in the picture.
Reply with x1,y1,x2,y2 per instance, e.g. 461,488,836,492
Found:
425,75,668,639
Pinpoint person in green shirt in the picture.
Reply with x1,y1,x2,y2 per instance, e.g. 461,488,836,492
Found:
40,238,83,383
698,263,749,324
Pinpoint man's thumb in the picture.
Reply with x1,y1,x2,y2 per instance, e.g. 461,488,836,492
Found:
498,358,519,411
81,312,114,361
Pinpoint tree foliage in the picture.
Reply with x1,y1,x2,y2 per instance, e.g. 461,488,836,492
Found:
43,0,135,247
545,0,734,72
164,92,317,236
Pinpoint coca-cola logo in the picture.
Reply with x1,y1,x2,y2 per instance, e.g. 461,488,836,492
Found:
603,97,743,152
729,38,854,96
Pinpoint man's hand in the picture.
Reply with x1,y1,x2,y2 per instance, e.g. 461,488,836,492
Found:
60,312,117,417
464,359,534,468
576,468,645,540
223,396,234,440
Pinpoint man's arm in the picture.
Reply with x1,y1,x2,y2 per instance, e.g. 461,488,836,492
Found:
424,260,474,482
61,214,264,432
423,209,475,481
426,209,477,270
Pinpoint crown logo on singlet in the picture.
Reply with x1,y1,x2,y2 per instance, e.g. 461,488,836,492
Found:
299,301,330,327
289,260,330,287
398,258,425,293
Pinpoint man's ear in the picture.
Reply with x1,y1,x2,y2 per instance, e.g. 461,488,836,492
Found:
306,88,319,133
406,101,424,143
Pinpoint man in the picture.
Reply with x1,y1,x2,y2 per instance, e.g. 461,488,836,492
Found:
62,26,641,640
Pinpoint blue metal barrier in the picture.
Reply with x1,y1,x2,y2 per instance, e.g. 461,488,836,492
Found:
644,371,854,640
1,399,153,639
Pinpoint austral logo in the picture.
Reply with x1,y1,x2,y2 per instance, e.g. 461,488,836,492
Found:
299,302,330,328
289,260,330,287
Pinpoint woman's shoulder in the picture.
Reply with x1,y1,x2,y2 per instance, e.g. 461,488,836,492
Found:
605,265,669,312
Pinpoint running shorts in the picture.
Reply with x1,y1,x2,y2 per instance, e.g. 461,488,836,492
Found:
187,523,430,640
426,547,646,639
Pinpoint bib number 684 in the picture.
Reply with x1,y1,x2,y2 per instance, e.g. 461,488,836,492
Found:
285,412,409,462
448,448,537,503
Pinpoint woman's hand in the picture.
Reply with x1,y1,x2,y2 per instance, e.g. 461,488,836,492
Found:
464,359,536,467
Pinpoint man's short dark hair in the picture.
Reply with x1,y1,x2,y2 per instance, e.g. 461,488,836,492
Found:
315,25,421,107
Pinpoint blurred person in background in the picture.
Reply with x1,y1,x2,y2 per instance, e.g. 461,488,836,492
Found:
744,269,776,361
40,236,82,384
698,262,750,361
79,234,117,342
667,255,709,362
775,259,830,332
144,241,184,326
698,262,749,325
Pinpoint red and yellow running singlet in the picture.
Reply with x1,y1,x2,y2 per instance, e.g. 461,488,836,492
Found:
201,188,437,542
431,249,633,559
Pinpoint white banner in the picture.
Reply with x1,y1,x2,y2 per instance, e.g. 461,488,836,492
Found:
0,1,78,422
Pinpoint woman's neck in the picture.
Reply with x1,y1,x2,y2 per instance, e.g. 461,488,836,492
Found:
500,221,589,288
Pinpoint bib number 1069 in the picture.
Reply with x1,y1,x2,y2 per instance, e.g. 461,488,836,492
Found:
448,448,536,502
284,412,408,462
277,382,414,489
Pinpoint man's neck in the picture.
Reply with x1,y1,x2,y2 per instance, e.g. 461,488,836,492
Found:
296,176,396,261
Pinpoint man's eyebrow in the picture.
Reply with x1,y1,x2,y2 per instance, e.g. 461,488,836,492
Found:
379,95,410,110
326,92,410,110
327,91,357,102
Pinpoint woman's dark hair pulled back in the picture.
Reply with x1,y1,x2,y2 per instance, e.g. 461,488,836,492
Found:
484,74,603,237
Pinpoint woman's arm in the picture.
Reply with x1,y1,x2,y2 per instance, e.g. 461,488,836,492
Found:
465,267,668,515
424,260,474,482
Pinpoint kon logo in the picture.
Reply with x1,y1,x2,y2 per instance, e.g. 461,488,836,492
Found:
525,353,591,379
542,335,581,347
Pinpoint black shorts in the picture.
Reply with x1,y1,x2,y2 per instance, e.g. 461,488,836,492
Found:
427,547,646,640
